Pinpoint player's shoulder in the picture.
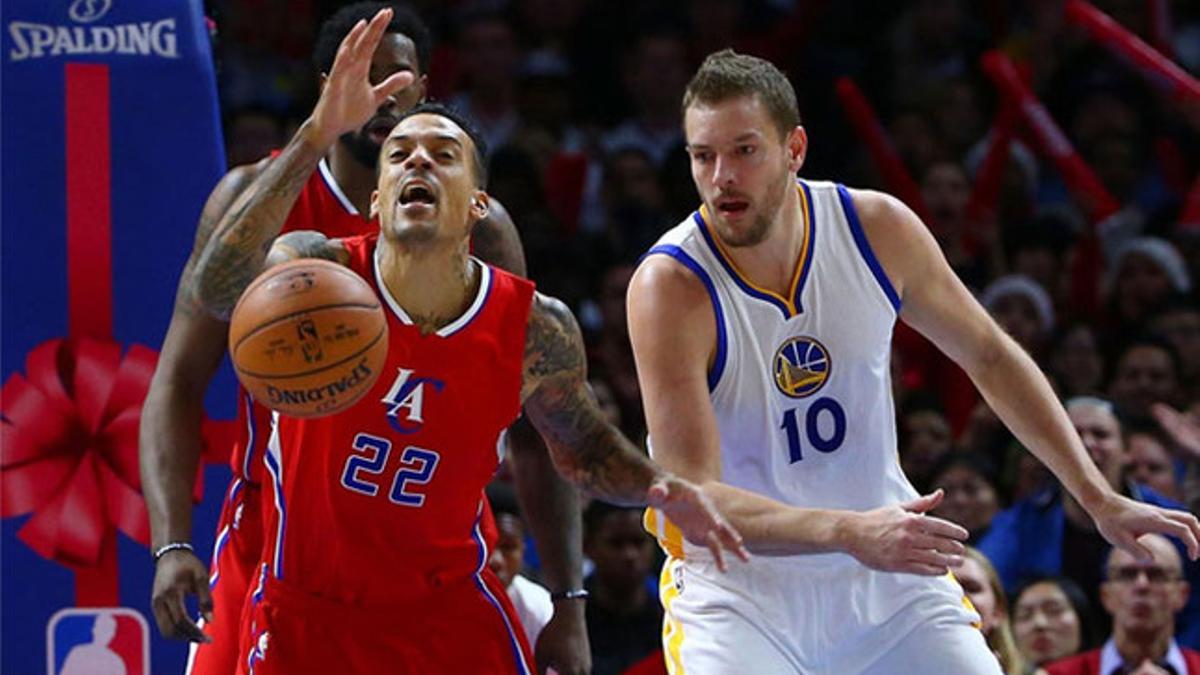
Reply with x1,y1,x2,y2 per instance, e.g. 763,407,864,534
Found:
632,219,712,310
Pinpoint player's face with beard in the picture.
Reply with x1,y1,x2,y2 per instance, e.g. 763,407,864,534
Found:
685,95,803,247
335,33,427,167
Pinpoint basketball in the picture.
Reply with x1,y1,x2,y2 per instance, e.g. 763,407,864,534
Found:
229,258,388,418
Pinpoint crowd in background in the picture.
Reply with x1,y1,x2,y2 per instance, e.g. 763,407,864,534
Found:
204,1,1200,673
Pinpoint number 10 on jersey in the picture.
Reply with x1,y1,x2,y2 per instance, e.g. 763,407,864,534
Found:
781,397,847,463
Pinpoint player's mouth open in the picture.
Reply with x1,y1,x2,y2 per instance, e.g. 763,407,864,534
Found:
716,199,749,215
399,181,438,210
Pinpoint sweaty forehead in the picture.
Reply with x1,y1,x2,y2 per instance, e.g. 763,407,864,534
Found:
388,114,469,144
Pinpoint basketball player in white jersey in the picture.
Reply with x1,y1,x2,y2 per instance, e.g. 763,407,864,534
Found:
627,49,1200,674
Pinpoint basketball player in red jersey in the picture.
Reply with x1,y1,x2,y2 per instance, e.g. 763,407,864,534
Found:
140,4,590,674
185,10,746,672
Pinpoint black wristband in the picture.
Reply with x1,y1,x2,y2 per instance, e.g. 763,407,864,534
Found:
153,541,195,563
550,589,589,602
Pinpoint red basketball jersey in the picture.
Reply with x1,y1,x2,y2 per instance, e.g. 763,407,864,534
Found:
258,232,535,604
228,159,376,483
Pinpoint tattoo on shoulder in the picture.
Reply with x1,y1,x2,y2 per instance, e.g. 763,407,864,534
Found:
174,165,261,318
524,293,586,385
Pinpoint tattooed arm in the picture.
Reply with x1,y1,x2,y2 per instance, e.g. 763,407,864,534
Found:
521,293,748,568
190,8,411,319
521,293,659,503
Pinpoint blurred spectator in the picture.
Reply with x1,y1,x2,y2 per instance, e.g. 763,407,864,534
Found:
981,275,1056,357
898,392,955,492
1150,298,1200,398
887,0,987,109
921,160,993,288
223,105,286,168
890,107,942,180
590,264,646,443
978,398,1186,622
930,76,987,160
583,501,662,675
1126,422,1183,503
449,8,521,153
1000,214,1073,311
487,485,554,649
1106,237,1193,329
1046,534,1200,674
595,147,669,261
958,547,1035,675
601,30,689,166
1108,336,1185,423
1013,577,1094,668
1049,323,1106,400
930,452,1003,544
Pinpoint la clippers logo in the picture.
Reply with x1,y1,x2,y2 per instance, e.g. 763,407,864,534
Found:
381,368,444,434
68,0,113,23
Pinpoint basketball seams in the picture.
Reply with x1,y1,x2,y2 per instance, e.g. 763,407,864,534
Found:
231,258,373,319
230,301,382,353
231,324,386,381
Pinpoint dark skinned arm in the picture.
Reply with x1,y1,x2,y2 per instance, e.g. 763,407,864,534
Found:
139,159,263,642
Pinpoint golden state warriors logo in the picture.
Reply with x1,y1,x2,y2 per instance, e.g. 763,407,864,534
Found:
773,336,831,398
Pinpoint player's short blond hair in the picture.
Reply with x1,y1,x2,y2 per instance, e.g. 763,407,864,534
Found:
682,49,800,140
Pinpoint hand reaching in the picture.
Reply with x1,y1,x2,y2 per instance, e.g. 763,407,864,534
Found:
1152,403,1200,462
843,490,968,576
1090,493,1200,561
307,8,415,147
648,476,750,572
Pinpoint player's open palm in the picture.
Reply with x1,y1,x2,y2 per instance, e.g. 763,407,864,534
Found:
308,8,414,146
649,476,750,572
1091,494,1200,562
846,490,968,576
150,550,213,643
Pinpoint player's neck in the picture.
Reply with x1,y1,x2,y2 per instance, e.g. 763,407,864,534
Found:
326,145,378,216
377,238,478,335
723,183,806,297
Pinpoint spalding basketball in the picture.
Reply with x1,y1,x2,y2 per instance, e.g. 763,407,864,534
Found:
229,258,388,418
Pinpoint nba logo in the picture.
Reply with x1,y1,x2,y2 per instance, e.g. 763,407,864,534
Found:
47,608,149,675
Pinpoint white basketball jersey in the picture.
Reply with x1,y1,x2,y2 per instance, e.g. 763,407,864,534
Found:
644,180,919,561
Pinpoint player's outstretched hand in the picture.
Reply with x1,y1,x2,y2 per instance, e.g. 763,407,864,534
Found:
1090,493,1200,561
306,8,415,148
648,476,750,572
150,548,213,643
845,490,968,576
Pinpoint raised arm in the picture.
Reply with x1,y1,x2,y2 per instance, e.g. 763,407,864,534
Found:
853,187,1200,559
627,255,967,573
191,9,411,318
520,292,748,569
140,161,263,642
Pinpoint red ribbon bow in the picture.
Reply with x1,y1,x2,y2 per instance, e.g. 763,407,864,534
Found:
1,338,157,567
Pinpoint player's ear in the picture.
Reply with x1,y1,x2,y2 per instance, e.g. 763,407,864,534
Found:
470,190,490,221
318,72,329,94
414,74,429,102
787,126,807,173
369,189,380,220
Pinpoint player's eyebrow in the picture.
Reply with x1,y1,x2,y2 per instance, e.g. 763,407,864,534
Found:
687,131,763,151
384,133,464,149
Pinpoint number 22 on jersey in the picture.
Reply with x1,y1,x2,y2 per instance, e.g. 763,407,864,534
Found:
340,433,440,506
